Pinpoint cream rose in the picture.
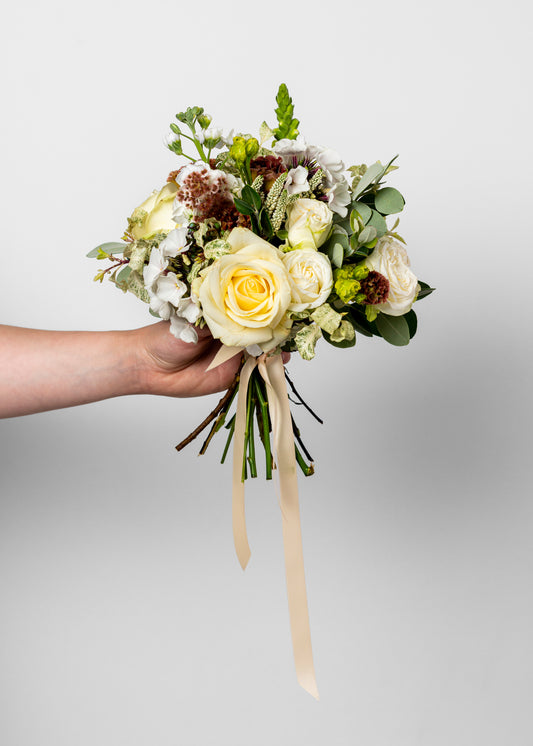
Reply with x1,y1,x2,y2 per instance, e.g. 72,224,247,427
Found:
127,182,178,240
286,198,333,250
282,249,333,313
365,236,420,316
198,227,292,351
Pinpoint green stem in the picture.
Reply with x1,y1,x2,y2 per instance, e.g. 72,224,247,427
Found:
187,125,208,162
294,443,315,477
253,373,272,480
247,387,257,479
221,415,236,464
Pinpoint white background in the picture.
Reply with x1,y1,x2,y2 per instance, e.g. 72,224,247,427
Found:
1,0,532,743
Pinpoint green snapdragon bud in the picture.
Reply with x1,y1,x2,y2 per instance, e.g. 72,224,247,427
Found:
230,136,247,164
245,137,259,157
197,114,212,130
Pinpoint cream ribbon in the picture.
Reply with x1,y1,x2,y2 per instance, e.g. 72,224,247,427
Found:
231,352,319,700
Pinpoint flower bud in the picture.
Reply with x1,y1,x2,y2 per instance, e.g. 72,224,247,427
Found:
197,113,212,129
245,137,259,157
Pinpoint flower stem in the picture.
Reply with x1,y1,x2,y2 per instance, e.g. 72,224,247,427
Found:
246,387,257,479
253,373,272,480
221,414,236,464
294,443,315,477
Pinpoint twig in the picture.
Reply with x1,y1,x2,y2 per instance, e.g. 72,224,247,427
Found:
291,415,314,463
175,361,243,452
284,369,323,424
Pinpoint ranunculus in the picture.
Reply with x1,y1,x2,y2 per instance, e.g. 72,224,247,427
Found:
198,227,292,351
365,236,420,316
286,199,333,251
127,183,178,240
282,249,333,313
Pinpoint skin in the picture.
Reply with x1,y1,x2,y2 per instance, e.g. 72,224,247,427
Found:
0,322,247,419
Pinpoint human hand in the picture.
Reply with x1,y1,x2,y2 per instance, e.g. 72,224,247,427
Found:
135,321,244,398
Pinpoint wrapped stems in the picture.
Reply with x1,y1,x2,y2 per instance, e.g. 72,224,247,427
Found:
176,360,317,479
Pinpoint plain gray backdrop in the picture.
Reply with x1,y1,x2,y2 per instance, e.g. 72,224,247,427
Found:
1,0,532,743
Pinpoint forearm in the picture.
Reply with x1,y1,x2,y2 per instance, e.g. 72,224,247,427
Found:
0,325,143,418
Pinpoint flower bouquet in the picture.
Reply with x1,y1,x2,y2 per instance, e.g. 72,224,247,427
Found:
89,84,433,697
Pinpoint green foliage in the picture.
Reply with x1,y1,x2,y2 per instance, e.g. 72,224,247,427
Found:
375,313,410,346
416,281,435,301
273,84,299,141
374,187,405,215
87,242,127,259
404,309,418,339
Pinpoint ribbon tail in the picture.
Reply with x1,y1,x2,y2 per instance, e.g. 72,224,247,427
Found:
206,344,244,372
231,355,256,570
259,354,319,700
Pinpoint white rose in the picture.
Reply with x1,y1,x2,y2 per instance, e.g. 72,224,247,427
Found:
286,198,333,250
198,227,292,351
282,249,333,313
365,236,420,316
127,182,178,240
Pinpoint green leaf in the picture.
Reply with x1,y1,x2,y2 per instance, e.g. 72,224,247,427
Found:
404,309,418,338
358,226,378,245
273,83,300,141
328,242,344,268
416,281,435,301
352,161,384,199
374,187,405,215
242,185,262,211
345,307,374,337
323,329,356,348
115,265,132,285
261,210,274,238
233,197,255,216
375,313,410,346
86,241,127,258
367,209,388,237
351,201,372,225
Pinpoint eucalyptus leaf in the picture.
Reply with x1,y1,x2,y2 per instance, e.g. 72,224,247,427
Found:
352,161,384,198
328,242,344,268
351,201,372,225
375,313,410,346
115,265,132,285
374,187,405,215
358,226,377,245
86,242,128,258
367,209,388,237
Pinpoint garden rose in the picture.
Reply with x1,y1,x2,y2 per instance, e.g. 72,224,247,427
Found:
365,236,419,316
198,227,292,351
282,249,333,313
286,199,333,250
126,183,178,240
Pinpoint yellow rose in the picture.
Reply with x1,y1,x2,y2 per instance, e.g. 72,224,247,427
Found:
286,198,333,250
282,248,333,312
198,227,292,351
127,182,178,240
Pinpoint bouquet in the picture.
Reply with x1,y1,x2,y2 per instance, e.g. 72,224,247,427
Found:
89,84,434,697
